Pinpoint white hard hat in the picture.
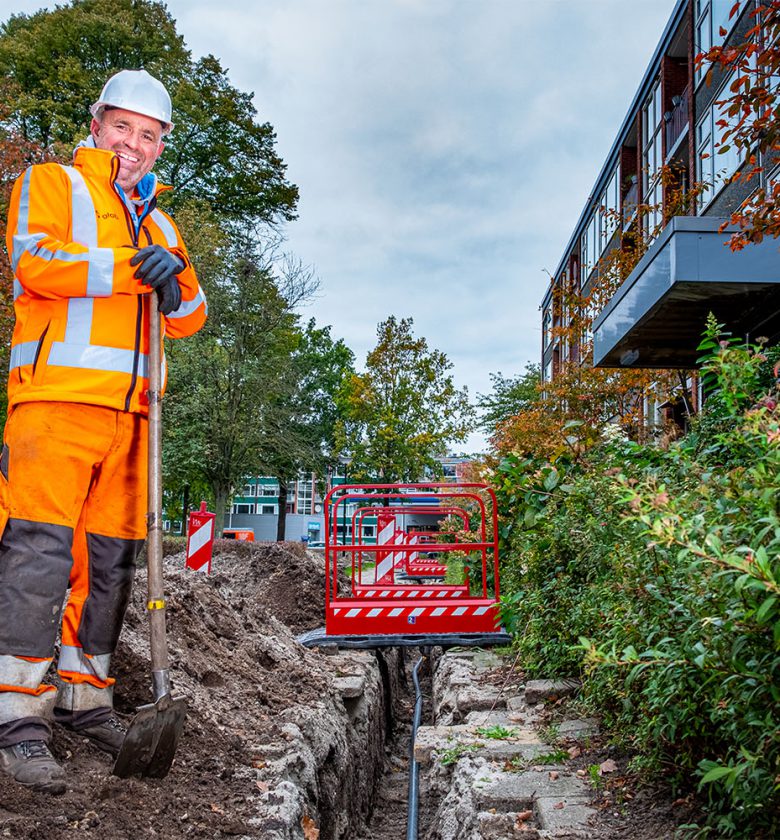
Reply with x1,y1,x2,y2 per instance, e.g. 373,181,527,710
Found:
90,69,173,135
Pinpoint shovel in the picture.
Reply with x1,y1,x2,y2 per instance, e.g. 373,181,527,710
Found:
112,297,187,779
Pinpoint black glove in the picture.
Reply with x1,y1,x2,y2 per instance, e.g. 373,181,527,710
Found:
130,244,184,315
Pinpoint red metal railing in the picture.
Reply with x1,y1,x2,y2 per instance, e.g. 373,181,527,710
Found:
324,483,499,603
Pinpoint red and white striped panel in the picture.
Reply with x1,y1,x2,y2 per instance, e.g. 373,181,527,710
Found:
374,515,398,583
327,597,501,635
353,587,466,599
332,603,494,620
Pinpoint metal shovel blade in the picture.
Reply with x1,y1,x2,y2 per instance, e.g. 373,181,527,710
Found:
111,693,187,779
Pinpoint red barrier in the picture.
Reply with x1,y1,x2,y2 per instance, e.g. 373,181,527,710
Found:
323,483,502,636
186,501,216,574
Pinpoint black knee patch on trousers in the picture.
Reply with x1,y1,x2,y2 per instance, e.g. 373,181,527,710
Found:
0,518,73,656
77,534,143,654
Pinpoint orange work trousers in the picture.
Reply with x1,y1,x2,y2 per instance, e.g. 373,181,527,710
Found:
0,402,147,745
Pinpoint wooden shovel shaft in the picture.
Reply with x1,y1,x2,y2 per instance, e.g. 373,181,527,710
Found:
147,298,170,696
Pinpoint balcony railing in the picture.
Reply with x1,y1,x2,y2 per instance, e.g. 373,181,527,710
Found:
622,180,639,231
664,85,689,158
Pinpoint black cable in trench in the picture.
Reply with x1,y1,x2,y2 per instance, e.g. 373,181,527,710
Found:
406,654,425,840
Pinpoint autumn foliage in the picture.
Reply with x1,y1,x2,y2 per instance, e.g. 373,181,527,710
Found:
698,0,780,249
492,165,703,460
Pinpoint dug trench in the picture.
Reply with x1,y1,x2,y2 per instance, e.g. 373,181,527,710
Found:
0,540,431,840
0,541,692,839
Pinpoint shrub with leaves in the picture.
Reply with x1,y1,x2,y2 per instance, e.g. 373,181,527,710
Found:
494,324,779,837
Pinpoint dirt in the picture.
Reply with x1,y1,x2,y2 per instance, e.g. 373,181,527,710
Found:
0,539,709,840
0,540,341,840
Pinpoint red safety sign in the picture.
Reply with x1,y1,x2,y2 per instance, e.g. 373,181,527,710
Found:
186,501,216,574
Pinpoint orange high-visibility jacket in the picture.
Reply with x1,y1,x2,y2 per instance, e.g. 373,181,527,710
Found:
5,145,207,415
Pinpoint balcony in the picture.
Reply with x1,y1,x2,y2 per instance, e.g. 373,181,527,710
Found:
592,216,780,368
664,86,689,161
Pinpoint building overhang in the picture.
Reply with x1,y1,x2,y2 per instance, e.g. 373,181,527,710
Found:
592,217,780,368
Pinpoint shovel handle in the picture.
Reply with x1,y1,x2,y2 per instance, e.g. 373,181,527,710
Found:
147,297,170,699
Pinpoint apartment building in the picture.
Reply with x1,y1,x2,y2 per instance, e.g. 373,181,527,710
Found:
541,0,779,389
225,455,473,542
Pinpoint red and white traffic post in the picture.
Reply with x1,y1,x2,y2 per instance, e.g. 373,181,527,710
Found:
185,501,216,574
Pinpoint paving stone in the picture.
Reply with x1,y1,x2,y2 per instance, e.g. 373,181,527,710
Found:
333,675,365,699
535,796,596,836
473,769,589,811
455,686,507,714
463,709,522,727
414,723,546,766
477,810,541,839
558,718,600,739
506,696,526,712
524,679,580,705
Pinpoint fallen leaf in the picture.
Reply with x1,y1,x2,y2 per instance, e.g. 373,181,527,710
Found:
209,804,224,814
598,759,618,775
515,810,533,824
576,769,587,777
567,745,582,759
553,801,565,810
255,780,269,792
252,758,266,769
302,814,320,840
549,770,559,780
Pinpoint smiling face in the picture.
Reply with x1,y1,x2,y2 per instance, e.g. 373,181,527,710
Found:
91,107,165,193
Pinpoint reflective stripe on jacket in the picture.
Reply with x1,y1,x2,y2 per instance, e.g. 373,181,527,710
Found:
5,146,207,415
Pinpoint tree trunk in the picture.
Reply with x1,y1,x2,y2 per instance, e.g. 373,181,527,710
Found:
214,483,230,537
181,484,190,536
276,480,288,541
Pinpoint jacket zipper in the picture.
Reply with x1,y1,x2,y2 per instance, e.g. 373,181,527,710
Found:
111,155,158,412
32,324,49,376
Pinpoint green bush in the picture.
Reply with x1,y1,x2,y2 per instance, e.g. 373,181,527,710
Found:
495,327,780,837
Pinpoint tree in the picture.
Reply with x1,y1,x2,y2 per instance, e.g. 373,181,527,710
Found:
336,316,475,482
476,364,540,433
697,1,780,249
262,320,355,540
0,0,298,224
0,80,45,419
163,211,317,535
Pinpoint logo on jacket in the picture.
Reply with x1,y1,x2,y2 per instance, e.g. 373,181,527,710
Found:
95,211,120,220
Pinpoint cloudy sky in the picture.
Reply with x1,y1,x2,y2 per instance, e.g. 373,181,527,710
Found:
2,0,675,451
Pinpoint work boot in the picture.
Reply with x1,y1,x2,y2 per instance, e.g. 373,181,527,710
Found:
71,716,126,757
0,740,66,795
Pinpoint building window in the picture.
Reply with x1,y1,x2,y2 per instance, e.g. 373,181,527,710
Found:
579,164,619,285
297,479,314,515
695,0,740,86
601,166,620,246
260,504,277,515
242,484,255,497
259,485,278,496
362,525,375,538
542,307,552,350
642,77,663,239
233,503,253,515
696,69,744,208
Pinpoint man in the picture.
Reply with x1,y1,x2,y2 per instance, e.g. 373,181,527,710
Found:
0,69,206,794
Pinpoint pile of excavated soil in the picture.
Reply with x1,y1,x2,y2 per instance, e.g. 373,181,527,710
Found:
0,541,342,839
